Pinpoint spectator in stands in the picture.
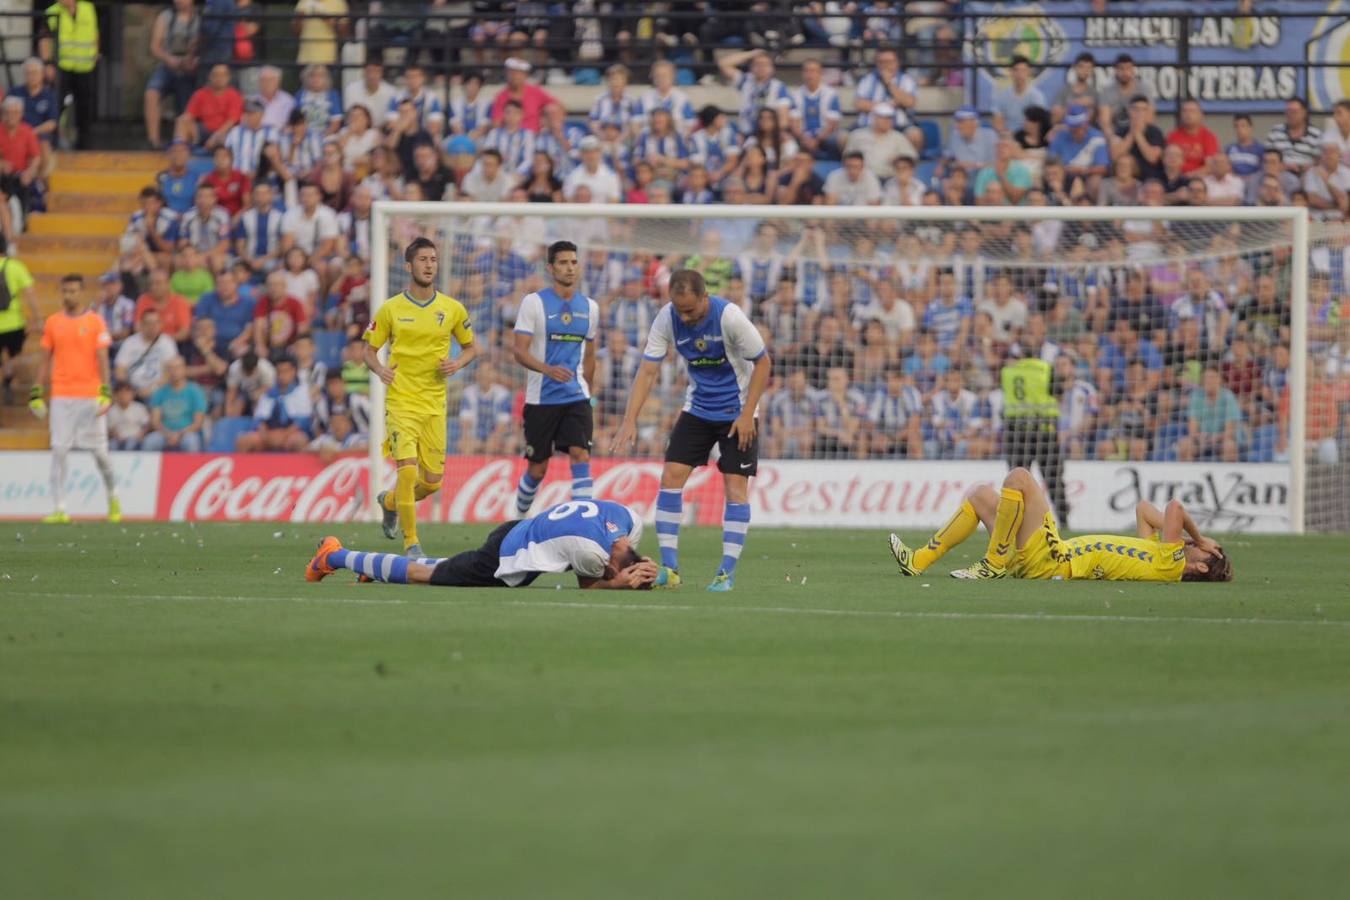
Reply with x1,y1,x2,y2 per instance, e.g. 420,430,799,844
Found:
135,268,193,342
1107,95,1164,183
1097,153,1140,207
224,350,274,415
293,0,349,66
1097,53,1153,134
232,181,283,274
295,64,343,136
882,153,924,206
1266,97,1322,175
8,58,57,169
974,136,1032,205
0,96,40,217
930,369,991,460
157,140,199,214
1167,99,1220,175
115,308,180,399
991,55,1047,136
924,268,974,352
107,381,150,450
0,236,34,402
535,102,585,177
145,0,201,149
344,60,396,127
853,48,918,139
280,181,338,281
589,64,639,136
845,103,916,179
1111,269,1166,341
1203,153,1244,206
178,315,227,405
482,100,536,177
194,268,254,358
490,58,558,133
457,362,513,454
765,368,816,459
978,271,1028,343
813,366,866,458
1048,105,1108,197
313,369,369,439
1244,148,1297,206
1159,144,1190,204
201,146,249,217
455,147,511,202
179,182,232,272
789,58,842,160
640,60,696,136
449,70,494,141
1052,51,1098,126
854,279,915,346
236,354,313,451
1302,141,1350,221
523,149,563,203
867,368,924,459
253,65,296,130
252,269,309,355
944,106,997,177
1226,113,1263,180
385,96,435,177
334,105,378,174
719,49,792,135
170,245,214,303
562,136,621,203
223,98,275,179
1322,99,1350,167
775,150,824,205
822,150,881,206
176,63,243,149
1178,364,1241,462
93,271,136,345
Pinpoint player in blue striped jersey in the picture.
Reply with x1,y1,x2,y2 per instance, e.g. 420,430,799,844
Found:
307,499,662,590
511,241,600,518
612,269,772,593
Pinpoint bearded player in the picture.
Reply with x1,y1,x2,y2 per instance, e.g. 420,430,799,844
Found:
888,467,1232,583
364,237,477,557
306,499,664,590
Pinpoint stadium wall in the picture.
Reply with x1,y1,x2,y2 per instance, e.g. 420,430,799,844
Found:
0,453,1290,534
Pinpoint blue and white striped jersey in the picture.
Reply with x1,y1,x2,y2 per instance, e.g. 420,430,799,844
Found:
223,123,279,175
588,91,641,133
514,287,599,405
790,84,842,137
497,500,644,586
637,87,696,133
641,296,767,421
481,125,536,176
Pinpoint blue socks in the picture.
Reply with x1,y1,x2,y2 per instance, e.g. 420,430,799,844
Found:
655,488,682,570
515,472,541,516
720,502,751,576
329,549,410,584
570,462,593,499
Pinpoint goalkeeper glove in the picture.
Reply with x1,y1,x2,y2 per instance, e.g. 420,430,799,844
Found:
97,383,112,412
28,385,46,420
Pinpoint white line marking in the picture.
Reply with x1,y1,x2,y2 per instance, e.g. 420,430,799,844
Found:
11,591,1350,630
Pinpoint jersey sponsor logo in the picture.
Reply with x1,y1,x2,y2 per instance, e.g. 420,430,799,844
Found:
548,334,585,343
1173,547,1185,562
688,356,728,368
398,317,415,323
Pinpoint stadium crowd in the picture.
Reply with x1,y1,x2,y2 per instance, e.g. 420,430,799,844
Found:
4,13,1348,466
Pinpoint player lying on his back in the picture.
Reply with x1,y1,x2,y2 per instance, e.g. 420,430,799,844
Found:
888,467,1232,583
306,499,664,590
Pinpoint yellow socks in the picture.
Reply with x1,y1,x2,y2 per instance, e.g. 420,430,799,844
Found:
414,477,441,501
395,465,418,548
984,488,1025,571
914,500,979,572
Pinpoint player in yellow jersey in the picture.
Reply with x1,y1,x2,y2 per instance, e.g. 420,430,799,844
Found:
363,237,477,556
887,467,1233,583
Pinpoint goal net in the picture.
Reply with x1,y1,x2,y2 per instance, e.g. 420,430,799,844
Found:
368,201,1346,534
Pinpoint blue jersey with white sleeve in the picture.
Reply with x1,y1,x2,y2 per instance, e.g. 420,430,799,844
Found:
642,295,767,422
497,500,645,586
514,287,599,405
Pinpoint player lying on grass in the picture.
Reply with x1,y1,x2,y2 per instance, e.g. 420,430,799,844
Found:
888,467,1232,582
307,499,665,590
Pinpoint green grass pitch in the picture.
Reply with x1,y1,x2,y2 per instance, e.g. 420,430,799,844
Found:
3,521,1349,899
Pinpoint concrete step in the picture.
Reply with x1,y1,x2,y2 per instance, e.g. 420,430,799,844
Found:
28,213,127,237
56,150,165,171
18,234,120,255
47,193,140,214
19,252,116,276
51,170,160,195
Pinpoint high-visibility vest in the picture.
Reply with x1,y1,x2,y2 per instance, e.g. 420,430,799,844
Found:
45,1,99,73
1001,357,1059,420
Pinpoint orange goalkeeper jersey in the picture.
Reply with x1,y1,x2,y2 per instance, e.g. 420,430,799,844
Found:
42,310,110,398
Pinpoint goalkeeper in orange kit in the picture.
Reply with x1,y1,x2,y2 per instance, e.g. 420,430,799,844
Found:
888,467,1232,583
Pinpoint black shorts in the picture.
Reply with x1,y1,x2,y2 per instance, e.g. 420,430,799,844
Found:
665,411,758,476
429,520,541,588
522,400,593,463
0,327,25,359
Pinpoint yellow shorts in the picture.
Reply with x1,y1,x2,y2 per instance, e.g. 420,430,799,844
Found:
384,408,447,475
1009,512,1072,580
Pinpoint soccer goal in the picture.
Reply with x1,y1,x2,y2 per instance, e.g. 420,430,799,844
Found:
368,200,1345,534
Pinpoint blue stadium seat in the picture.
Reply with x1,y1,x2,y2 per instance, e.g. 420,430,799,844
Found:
572,68,601,86
916,160,938,190
312,329,346,371
917,119,943,161
186,156,214,180
207,417,256,453
813,161,841,183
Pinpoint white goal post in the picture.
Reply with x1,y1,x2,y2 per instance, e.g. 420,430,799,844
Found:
369,201,1311,533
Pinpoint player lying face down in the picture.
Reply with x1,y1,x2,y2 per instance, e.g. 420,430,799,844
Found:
307,499,663,590
889,467,1232,583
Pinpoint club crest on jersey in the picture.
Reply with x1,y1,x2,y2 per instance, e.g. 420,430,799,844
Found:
606,521,619,533
694,337,708,352
560,311,573,326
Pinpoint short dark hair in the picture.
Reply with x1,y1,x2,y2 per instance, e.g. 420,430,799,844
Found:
139,186,164,201
1233,113,1252,125
504,100,523,112
843,150,865,163
1074,51,1095,65
547,240,578,264
1288,96,1309,111
1182,549,1233,582
61,273,84,286
480,148,503,162
1010,54,1031,68
668,269,707,298
404,236,437,264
